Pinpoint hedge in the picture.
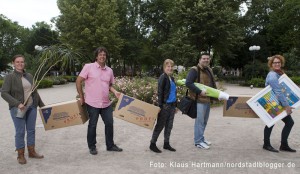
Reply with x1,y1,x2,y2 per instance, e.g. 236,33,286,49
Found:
37,79,53,89
62,75,77,82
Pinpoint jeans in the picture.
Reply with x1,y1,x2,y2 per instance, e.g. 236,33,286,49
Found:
151,104,176,144
264,115,294,145
86,104,114,149
194,103,210,144
10,106,37,150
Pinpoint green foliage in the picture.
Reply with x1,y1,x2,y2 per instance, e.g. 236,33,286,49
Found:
34,44,83,80
166,0,245,66
222,76,245,84
111,76,187,107
62,75,77,82
244,78,265,88
24,22,60,55
0,80,3,87
173,70,189,81
290,77,300,85
56,0,124,65
0,15,26,71
243,60,269,80
37,79,53,89
45,76,68,85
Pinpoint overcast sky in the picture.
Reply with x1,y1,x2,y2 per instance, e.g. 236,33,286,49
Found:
0,1,248,29
0,0,60,28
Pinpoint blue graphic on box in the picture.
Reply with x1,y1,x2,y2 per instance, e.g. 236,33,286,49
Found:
118,95,134,110
226,97,238,110
41,108,52,123
257,82,299,118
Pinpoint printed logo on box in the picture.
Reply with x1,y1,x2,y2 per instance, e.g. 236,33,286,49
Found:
118,95,134,110
41,108,52,123
226,97,238,110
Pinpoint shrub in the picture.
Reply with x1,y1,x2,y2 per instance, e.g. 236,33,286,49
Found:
222,76,245,84
111,75,223,108
0,80,3,88
244,78,265,88
45,76,68,85
62,75,77,82
290,76,300,85
37,79,53,89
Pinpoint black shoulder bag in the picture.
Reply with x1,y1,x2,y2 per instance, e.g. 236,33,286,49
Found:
178,66,200,119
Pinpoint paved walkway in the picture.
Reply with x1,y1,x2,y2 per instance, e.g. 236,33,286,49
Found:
0,83,299,174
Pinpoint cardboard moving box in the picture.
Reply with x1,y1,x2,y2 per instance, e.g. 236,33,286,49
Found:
39,100,89,130
114,94,160,130
223,95,258,118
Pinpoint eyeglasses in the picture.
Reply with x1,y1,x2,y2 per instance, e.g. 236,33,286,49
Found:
272,62,281,65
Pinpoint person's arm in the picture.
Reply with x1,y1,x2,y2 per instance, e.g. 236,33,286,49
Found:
267,73,293,114
35,91,45,107
76,76,85,105
157,74,166,109
110,86,121,99
185,68,206,96
1,75,22,107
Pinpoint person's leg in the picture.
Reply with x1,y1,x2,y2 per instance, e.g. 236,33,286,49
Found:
151,107,167,144
194,103,206,144
163,105,176,151
26,106,43,158
163,105,176,143
86,104,100,152
100,105,122,151
202,103,210,142
150,106,167,153
194,103,210,149
99,105,115,149
280,115,296,152
263,125,278,152
10,107,26,164
264,125,273,146
26,106,37,147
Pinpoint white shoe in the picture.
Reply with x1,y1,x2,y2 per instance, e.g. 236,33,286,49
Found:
195,142,210,149
204,140,211,146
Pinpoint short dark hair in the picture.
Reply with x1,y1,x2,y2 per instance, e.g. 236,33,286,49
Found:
94,47,108,58
199,52,210,60
12,54,25,62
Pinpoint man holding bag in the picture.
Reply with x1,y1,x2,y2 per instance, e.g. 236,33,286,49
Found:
185,53,217,150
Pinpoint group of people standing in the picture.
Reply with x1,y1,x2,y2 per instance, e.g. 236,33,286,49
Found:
1,47,296,165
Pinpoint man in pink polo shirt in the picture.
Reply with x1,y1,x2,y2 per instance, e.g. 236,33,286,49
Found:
76,47,122,155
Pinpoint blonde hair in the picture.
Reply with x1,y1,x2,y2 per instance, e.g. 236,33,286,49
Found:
163,59,174,69
267,55,285,69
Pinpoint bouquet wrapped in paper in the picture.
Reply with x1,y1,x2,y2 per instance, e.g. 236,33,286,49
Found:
177,79,229,100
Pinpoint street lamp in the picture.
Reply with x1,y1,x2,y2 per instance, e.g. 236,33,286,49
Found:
249,45,260,77
34,45,43,51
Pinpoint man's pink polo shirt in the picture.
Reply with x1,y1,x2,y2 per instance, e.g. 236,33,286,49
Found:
79,62,115,108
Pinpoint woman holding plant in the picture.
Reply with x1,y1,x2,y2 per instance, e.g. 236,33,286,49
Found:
1,55,45,165
150,59,177,153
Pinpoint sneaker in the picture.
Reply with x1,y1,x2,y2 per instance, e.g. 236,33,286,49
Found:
89,148,98,155
204,140,212,146
195,142,210,149
107,145,123,152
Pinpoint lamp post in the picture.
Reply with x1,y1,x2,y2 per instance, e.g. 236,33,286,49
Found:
249,45,260,77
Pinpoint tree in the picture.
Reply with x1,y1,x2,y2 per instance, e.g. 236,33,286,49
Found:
55,0,124,66
0,15,25,71
24,22,60,55
165,0,246,67
117,0,145,75
267,0,300,53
